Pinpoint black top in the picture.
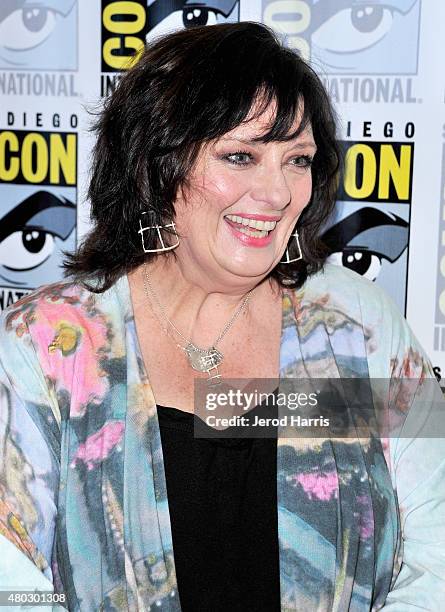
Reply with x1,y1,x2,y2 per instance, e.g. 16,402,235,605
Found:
157,401,281,612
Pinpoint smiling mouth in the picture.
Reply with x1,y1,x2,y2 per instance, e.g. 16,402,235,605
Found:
224,214,278,238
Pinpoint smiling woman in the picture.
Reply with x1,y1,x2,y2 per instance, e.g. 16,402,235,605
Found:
66,21,339,293
169,109,316,287
0,21,444,612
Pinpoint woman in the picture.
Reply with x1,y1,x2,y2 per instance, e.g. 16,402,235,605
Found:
0,22,444,612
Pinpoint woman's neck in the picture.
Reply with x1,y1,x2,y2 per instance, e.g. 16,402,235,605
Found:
129,256,280,350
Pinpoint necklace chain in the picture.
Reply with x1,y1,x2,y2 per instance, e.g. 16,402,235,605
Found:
142,263,252,354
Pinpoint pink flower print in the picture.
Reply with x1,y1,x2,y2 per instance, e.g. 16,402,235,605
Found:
31,304,110,417
70,421,125,471
291,471,339,501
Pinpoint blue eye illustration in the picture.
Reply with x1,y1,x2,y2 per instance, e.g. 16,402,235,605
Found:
0,229,56,271
0,191,76,286
322,207,409,282
147,1,239,40
0,0,77,70
309,0,420,74
312,6,394,54
182,7,218,28
327,249,383,281
0,8,57,51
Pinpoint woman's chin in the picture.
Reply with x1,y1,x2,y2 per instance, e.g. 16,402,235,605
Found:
217,258,278,282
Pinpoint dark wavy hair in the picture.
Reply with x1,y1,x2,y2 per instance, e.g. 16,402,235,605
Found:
63,21,340,292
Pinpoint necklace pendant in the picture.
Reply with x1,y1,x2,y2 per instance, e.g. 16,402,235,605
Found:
207,365,222,386
184,344,223,373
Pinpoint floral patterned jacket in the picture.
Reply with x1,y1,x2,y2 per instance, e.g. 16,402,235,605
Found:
0,264,444,611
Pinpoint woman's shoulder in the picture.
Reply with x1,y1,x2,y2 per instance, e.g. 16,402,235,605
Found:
1,278,91,322
297,263,432,379
0,275,128,339
0,279,89,359
303,263,397,313
0,275,130,421
0,275,128,382
294,263,402,331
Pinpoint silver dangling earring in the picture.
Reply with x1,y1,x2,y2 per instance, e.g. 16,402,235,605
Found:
280,230,303,264
138,212,180,253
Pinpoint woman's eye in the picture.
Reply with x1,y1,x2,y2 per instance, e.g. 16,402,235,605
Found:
290,155,313,169
224,152,253,165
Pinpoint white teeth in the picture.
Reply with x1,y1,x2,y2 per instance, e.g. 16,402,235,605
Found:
238,227,269,238
225,215,277,231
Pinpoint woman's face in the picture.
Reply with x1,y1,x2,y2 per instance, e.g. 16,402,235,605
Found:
173,105,316,289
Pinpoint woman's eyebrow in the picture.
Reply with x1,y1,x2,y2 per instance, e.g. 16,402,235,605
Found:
219,136,317,151
286,140,317,151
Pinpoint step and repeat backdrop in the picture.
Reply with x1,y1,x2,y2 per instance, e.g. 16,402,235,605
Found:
0,1,444,379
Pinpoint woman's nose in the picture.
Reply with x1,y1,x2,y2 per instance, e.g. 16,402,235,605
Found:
249,168,291,210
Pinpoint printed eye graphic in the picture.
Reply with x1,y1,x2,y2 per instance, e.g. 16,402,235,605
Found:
312,6,394,53
322,208,409,283
183,8,218,28
0,229,55,271
147,7,218,37
0,7,57,51
327,250,382,281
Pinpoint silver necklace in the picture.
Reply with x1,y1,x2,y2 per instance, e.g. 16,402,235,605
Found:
142,263,253,383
